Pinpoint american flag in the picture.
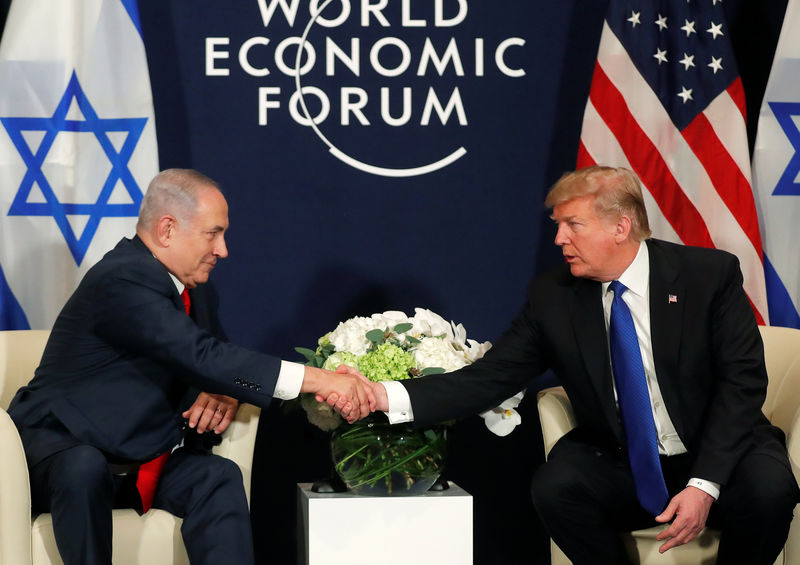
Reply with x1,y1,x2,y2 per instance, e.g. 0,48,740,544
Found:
577,0,768,324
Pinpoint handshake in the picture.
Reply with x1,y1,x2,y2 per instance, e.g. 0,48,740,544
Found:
300,365,388,423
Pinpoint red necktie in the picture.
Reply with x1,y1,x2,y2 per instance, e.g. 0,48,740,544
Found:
135,288,191,513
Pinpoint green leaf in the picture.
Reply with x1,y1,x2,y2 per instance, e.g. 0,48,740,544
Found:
420,367,446,376
294,347,317,364
405,335,421,345
365,329,385,344
393,322,413,334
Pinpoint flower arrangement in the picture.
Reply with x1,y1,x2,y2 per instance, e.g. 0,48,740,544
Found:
296,308,524,436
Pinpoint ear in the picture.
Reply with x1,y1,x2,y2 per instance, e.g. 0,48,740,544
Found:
614,215,633,243
155,215,177,247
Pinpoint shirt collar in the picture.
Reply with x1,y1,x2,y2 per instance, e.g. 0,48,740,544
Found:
601,240,649,297
168,272,185,295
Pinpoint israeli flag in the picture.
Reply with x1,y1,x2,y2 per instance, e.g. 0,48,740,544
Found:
0,0,158,330
752,0,800,328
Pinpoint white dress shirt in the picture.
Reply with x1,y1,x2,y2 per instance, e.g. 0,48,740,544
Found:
381,241,719,499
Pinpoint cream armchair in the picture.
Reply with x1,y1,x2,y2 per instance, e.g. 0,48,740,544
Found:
537,325,800,565
0,329,261,565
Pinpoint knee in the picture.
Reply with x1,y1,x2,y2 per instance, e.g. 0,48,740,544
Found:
530,462,574,518
214,457,243,484
725,459,799,526
49,446,112,499
200,456,244,491
749,477,798,521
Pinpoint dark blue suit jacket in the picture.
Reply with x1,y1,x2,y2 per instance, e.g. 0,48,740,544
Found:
9,236,282,466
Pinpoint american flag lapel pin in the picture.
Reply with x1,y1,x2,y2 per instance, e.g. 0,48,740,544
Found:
668,294,677,303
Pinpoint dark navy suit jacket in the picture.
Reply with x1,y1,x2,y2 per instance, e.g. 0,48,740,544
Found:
404,239,790,487
9,236,282,466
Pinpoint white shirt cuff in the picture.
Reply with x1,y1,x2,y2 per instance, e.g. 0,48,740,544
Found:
272,361,305,400
381,381,414,424
686,477,720,500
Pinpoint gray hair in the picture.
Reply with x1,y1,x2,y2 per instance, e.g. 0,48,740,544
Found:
545,165,652,241
137,169,219,230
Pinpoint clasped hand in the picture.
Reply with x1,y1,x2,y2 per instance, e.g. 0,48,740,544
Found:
303,365,378,423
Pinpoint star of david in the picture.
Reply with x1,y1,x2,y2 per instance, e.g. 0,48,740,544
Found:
768,101,800,197
0,71,147,265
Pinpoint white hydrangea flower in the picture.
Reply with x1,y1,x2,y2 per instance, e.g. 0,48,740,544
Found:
413,336,469,372
328,316,373,356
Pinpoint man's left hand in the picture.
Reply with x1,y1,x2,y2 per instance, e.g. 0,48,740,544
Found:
183,392,239,434
654,486,714,553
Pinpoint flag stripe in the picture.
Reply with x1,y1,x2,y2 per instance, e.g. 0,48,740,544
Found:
588,62,715,248
577,139,595,169
728,77,747,123
681,110,764,257
763,255,800,327
702,82,752,200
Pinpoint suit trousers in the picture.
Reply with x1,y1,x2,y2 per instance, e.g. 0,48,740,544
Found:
530,435,799,565
29,444,255,565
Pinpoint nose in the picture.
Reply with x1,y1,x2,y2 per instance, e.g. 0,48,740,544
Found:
214,234,229,258
554,223,569,246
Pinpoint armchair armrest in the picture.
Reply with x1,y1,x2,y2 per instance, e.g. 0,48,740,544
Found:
212,402,261,507
781,407,800,565
0,408,32,564
536,386,577,459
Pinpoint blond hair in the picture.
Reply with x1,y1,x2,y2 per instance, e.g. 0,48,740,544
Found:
545,165,651,241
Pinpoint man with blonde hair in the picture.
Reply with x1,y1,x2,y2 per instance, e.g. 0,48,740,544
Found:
362,165,798,564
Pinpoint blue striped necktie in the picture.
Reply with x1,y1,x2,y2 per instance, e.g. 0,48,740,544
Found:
608,280,669,516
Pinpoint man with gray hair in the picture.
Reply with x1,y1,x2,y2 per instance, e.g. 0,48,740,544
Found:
360,165,799,564
8,168,372,565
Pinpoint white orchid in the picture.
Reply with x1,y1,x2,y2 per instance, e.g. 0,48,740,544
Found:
411,307,452,339
371,310,410,328
463,338,493,363
479,390,526,437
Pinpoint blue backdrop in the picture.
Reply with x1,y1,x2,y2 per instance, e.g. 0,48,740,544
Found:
0,1,787,563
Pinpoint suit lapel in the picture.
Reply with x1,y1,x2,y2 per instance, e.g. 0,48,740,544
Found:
647,240,687,440
569,277,624,442
131,235,188,316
